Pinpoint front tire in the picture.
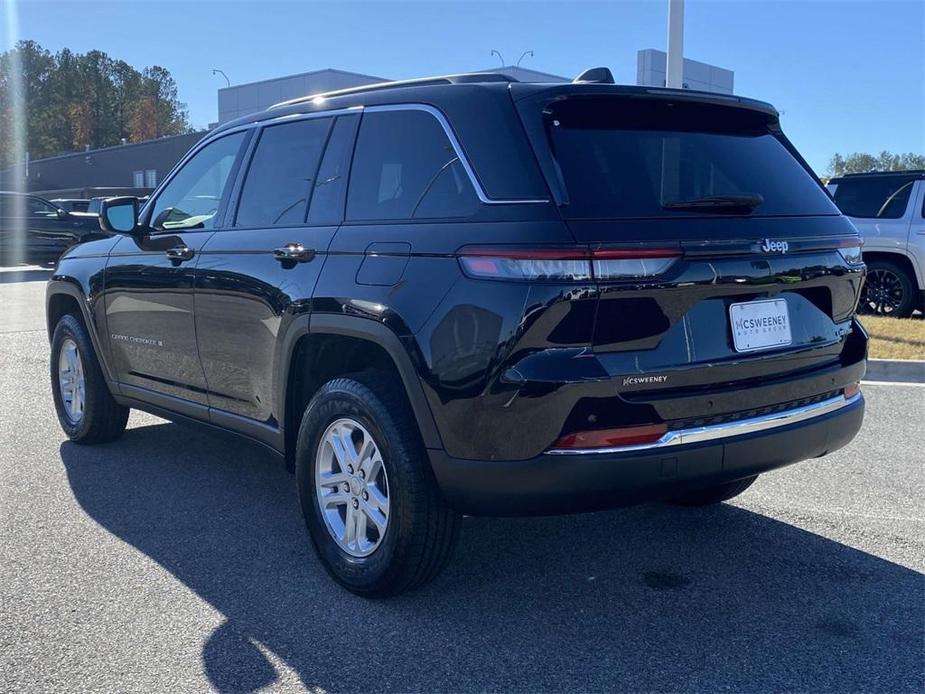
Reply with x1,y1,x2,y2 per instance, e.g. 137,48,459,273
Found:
296,372,460,597
670,475,758,506
50,313,129,443
861,260,917,317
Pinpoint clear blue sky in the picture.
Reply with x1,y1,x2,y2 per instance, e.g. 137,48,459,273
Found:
7,0,925,175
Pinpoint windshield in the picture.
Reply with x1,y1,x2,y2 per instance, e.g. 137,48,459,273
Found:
545,98,837,219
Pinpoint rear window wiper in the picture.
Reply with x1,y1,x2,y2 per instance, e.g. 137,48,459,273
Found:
662,193,764,212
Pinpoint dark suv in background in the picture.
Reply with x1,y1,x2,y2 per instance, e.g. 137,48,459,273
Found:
46,72,867,596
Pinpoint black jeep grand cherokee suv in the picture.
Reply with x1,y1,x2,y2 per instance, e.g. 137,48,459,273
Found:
47,73,867,596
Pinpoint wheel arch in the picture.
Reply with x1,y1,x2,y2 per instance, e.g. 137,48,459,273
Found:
46,279,117,386
862,250,922,291
278,314,443,471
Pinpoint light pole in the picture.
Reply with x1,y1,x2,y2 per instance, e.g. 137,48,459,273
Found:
516,50,534,67
211,68,231,88
666,0,684,89
490,49,505,67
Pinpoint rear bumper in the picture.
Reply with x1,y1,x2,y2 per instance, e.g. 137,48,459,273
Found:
429,392,864,516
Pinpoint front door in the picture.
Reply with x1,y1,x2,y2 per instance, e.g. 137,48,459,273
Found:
104,131,249,408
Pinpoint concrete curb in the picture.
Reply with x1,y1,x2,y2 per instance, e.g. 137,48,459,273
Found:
865,359,925,384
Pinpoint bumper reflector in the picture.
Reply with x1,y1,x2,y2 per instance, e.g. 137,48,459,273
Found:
551,423,668,450
547,393,861,455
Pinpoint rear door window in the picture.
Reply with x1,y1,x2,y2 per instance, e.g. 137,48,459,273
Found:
832,176,917,219
544,98,836,219
346,109,478,221
307,115,359,226
235,117,332,228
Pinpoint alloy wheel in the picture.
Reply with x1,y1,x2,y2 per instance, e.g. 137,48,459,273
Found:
58,338,86,422
862,268,905,315
315,418,390,557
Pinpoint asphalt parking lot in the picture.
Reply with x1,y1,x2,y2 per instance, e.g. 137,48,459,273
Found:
1,270,923,693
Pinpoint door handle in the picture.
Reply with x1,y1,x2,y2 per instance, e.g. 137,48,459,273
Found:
272,243,315,264
165,245,195,263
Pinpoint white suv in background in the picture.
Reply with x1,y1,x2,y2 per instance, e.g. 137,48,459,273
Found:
827,171,925,317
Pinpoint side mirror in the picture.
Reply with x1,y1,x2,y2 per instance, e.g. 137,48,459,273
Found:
99,197,140,234
56,208,68,219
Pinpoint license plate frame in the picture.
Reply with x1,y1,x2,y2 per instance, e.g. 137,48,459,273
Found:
729,298,792,353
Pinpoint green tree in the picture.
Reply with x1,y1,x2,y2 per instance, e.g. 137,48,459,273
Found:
829,151,925,177
0,40,191,167
136,65,189,138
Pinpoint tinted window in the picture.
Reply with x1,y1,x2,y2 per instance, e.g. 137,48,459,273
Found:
308,115,359,226
236,118,331,228
833,176,916,219
28,197,58,217
347,110,478,221
545,98,836,219
150,132,245,231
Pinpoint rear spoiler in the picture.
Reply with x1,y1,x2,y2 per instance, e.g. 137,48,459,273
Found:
509,82,779,119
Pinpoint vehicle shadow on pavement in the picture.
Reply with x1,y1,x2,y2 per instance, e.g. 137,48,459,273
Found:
60,421,923,693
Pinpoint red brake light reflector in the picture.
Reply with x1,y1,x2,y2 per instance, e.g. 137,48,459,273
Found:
551,423,668,450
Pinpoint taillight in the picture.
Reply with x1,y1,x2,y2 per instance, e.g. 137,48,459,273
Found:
458,246,680,282
591,248,680,280
551,423,668,450
837,239,864,265
458,247,591,281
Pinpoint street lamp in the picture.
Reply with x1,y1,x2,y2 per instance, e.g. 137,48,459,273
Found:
211,68,231,88
490,49,505,67
666,0,684,88
516,50,534,67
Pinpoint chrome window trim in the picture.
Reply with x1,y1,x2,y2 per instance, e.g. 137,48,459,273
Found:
147,103,548,220
546,392,861,455
364,104,550,206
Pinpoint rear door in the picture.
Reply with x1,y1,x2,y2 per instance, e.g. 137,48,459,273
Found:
103,131,248,409
194,113,358,431
911,181,925,287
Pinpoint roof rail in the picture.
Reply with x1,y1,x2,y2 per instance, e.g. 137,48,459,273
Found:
271,72,519,110
839,169,925,177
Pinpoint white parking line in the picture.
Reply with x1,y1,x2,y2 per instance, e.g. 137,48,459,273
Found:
861,380,925,388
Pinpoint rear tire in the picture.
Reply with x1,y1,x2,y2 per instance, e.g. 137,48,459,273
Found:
295,371,460,597
670,475,758,506
50,313,129,443
861,260,917,318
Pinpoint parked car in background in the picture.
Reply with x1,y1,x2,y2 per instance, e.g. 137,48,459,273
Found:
0,191,103,266
827,171,924,316
47,74,867,596
50,198,93,214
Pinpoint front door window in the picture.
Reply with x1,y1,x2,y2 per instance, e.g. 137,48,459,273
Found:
149,132,245,231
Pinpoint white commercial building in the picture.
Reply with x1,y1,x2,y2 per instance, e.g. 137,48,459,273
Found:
636,49,734,94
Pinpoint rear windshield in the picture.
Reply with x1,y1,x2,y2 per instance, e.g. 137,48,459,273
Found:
545,98,836,219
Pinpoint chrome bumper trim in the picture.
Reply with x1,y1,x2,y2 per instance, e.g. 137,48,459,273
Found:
546,393,861,456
